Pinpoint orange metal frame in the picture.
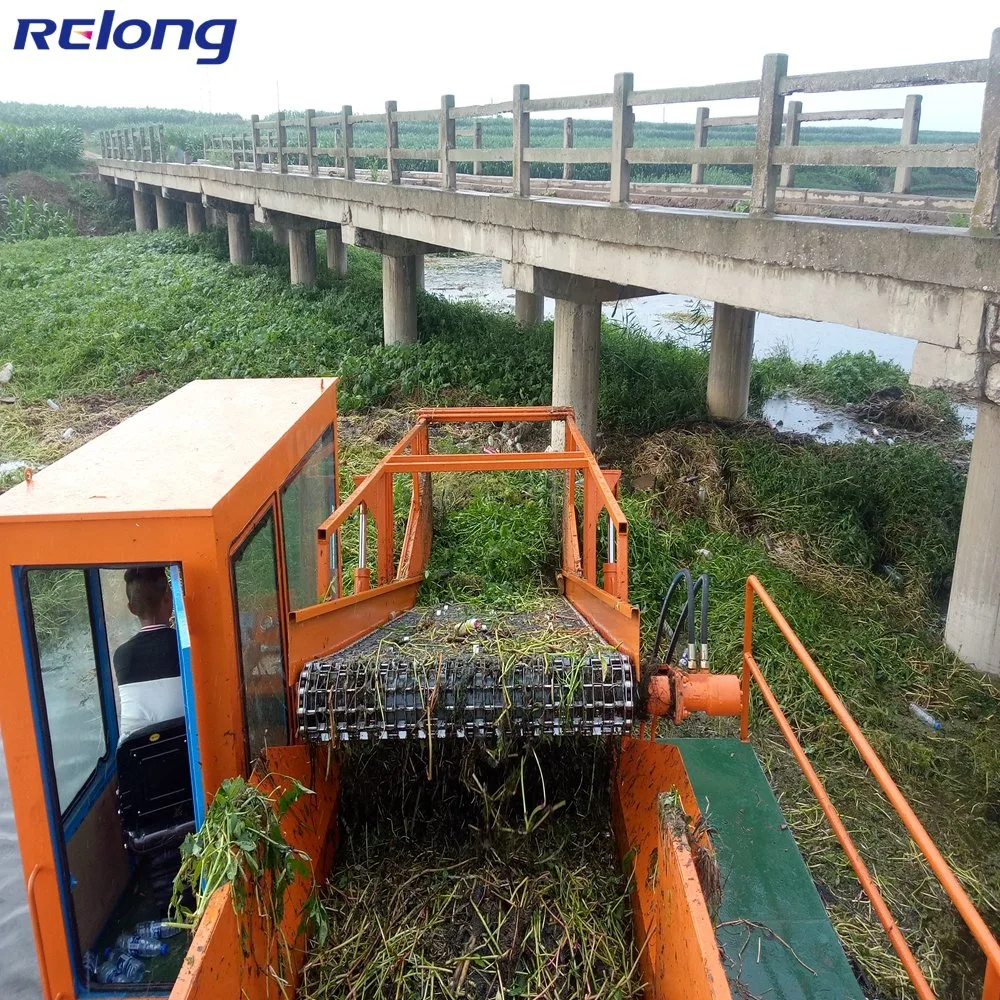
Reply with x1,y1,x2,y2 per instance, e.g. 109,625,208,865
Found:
740,574,1000,1000
289,406,640,669
613,738,732,1000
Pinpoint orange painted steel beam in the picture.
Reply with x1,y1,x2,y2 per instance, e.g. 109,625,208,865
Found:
317,420,427,541
613,738,731,1000
417,405,574,423
383,451,588,472
561,470,583,578
287,576,423,669
561,573,640,666
742,574,1000,1000
583,466,599,585
657,801,732,1000
374,470,394,586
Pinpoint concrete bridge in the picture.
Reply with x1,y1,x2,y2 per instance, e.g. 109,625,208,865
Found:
98,30,1000,675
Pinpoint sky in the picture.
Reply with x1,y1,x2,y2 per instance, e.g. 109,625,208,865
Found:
1,0,994,131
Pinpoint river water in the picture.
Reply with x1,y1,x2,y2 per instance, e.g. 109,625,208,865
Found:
423,254,978,440
0,254,975,999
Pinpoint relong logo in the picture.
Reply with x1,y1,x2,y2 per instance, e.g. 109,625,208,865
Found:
14,10,236,64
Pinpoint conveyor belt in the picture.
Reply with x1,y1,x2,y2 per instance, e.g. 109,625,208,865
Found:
296,599,634,741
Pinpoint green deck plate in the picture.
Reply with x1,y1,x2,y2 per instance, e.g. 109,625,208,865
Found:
671,738,863,999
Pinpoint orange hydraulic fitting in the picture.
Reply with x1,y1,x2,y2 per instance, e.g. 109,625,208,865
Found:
646,667,742,725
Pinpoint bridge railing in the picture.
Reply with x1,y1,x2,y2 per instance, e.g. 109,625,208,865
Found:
98,28,1000,230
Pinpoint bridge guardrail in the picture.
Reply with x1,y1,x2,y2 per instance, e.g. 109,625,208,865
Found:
97,27,1000,231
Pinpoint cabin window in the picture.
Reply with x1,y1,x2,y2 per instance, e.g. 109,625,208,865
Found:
26,569,108,814
233,508,289,763
280,426,336,609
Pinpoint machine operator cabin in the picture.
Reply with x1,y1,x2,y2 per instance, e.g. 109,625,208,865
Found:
0,378,341,991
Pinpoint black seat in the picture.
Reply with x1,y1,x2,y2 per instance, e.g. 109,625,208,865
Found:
117,718,195,855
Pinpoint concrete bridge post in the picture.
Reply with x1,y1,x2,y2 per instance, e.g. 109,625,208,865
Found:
502,265,658,448
563,119,574,181
289,228,319,287
326,225,348,276
972,28,1000,233
386,101,401,184
893,95,922,195
706,303,756,421
946,402,1000,674
512,85,531,197
383,255,420,345
552,298,601,449
226,211,253,265
351,230,434,342
473,123,484,176
154,193,172,229
276,112,288,174
251,115,263,171
749,53,788,214
779,101,802,189
440,95,457,190
691,107,709,184
305,109,317,176
610,73,634,205
342,106,355,181
132,189,156,231
515,291,545,326
186,203,207,235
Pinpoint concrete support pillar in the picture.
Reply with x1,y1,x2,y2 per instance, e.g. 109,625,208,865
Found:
185,202,207,235
515,290,545,326
154,193,173,230
273,224,289,247
326,225,348,276
289,228,318,287
706,303,756,421
227,212,253,265
132,189,156,231
945,402,1000,674
551,298,601,450
382,254,419,345
415,253,425,291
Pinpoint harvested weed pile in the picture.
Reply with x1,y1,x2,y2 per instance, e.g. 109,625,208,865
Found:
300,740,643,1000
847,386,955,435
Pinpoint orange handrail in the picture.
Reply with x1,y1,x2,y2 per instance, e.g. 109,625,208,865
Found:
313,407,630,606
27,865,55,1000
740,574,1000,1000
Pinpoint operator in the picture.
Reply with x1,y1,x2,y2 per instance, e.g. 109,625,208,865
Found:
113,566,184,741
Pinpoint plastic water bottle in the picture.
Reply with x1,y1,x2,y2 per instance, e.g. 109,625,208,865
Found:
908,703,942,730
96,952,145,984
116,933,169,958
132,919,184,940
